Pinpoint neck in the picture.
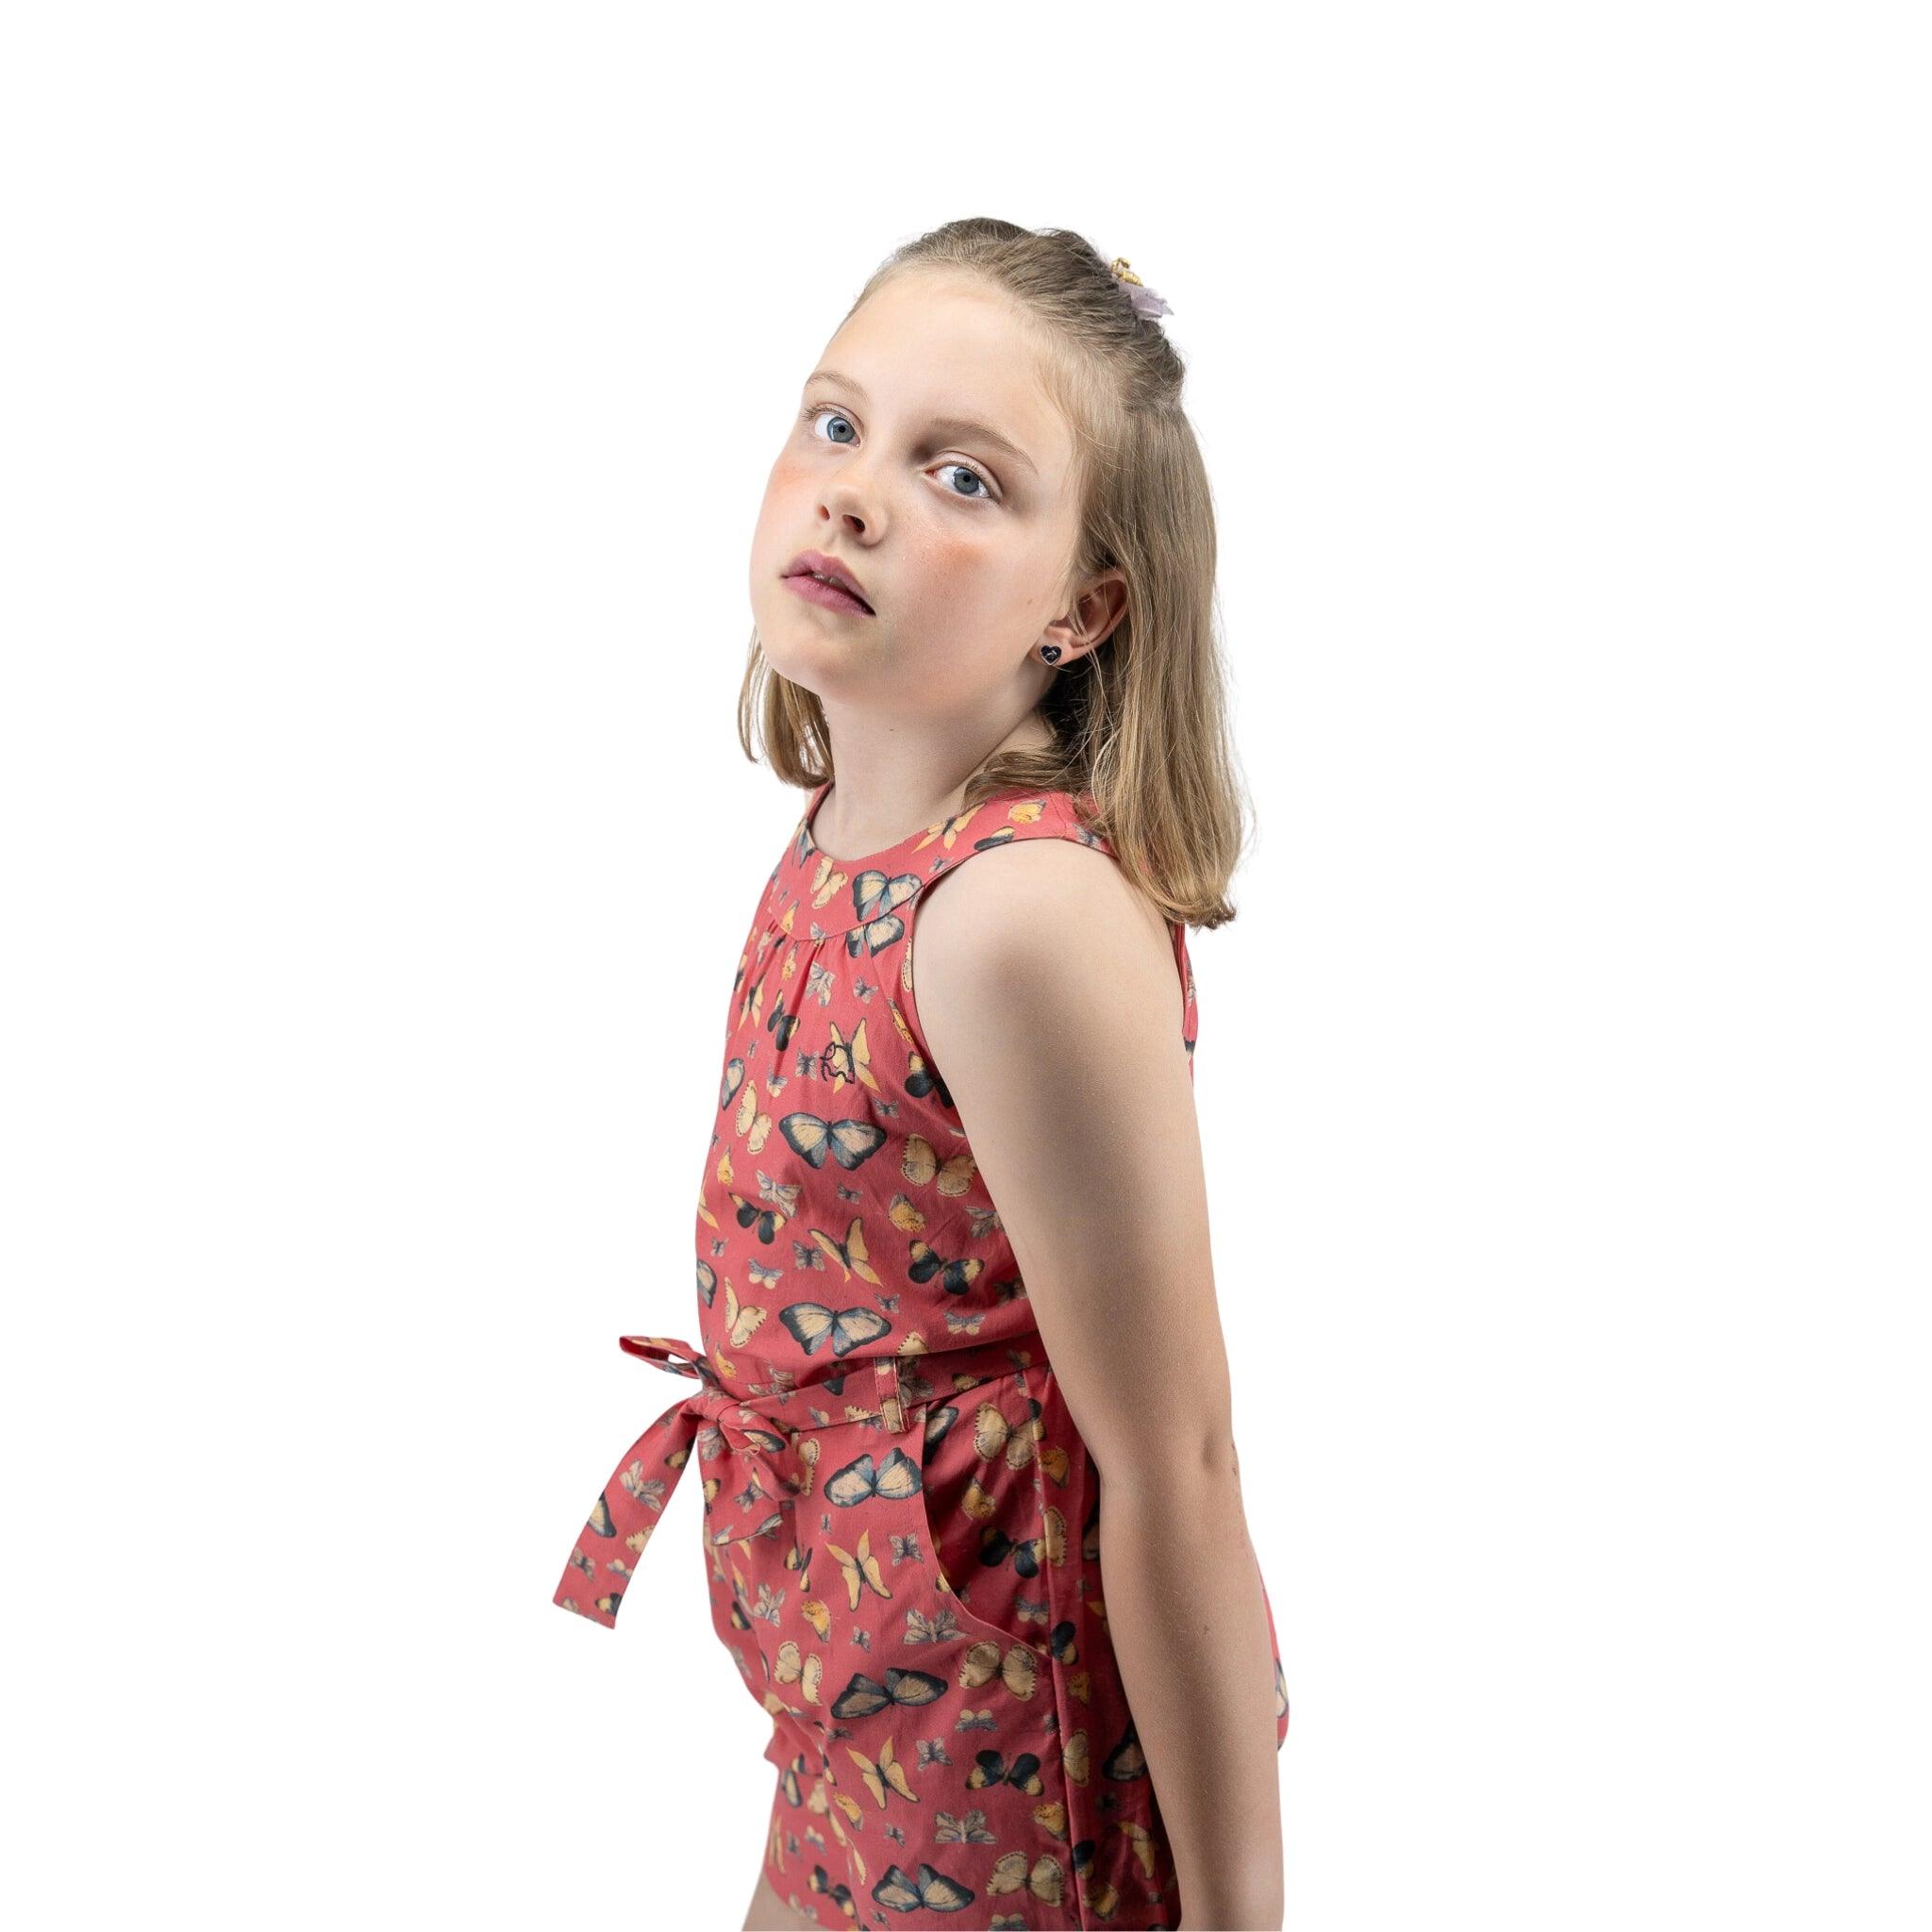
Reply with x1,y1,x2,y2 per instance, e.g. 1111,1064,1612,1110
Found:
813,709,1055,853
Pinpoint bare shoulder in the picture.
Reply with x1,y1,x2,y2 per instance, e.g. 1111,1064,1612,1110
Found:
909,834,1187,1062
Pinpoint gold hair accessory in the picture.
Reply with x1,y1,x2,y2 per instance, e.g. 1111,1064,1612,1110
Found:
1108,257,1173,321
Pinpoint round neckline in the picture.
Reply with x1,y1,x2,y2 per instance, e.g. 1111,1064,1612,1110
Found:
803,779,968,874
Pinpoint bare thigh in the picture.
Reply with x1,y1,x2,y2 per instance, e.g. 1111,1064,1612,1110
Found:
741,1863,819,1930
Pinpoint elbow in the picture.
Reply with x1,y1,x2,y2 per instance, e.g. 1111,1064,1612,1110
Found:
1102,1420,1248,1509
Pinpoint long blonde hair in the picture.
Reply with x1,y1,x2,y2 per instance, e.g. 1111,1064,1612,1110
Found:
739,218,1252,929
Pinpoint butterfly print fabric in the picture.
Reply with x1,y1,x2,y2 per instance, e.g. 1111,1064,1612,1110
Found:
554,780,1291,1928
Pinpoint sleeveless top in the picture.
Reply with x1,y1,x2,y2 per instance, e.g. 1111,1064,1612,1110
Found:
687,776,1197,1400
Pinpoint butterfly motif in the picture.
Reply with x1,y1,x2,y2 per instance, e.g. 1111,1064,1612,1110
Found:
933,1806,999,1846
958,1639,1041,1701
846,1735,916,1808
900,1135,976,1196
846,870,922,958
871,1861,977,1916
805,1215,881,1287
984,1849,1065,1906
823,1446,922,1508
780,1110,888,1173
903,1604,969,1645
829,1664,948,1719
823,1526,893,1611
967,1748,1043,1793
908,1239,983,1296
720,1280,767,1348
765,996,800,1054
808,853,849,909
817,1018,876,1092
733,1078,773,1154
778,1301,891,1357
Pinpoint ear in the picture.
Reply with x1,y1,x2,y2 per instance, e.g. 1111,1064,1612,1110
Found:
1036,570,1128,664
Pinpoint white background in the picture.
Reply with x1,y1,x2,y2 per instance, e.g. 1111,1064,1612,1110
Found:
5,5,1926,1927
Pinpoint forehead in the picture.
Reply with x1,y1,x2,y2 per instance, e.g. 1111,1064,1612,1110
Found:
816,273,1073,478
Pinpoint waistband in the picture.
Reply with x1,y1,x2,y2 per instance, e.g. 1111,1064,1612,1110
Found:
552,1327,1042,1630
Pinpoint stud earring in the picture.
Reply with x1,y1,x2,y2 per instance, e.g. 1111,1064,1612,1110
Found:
1039,643,1063,663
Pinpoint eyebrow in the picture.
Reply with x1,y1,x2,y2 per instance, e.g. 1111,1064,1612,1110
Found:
803,368,1039,478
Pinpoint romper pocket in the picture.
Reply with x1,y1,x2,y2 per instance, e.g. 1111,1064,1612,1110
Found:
911,1382,1051,1657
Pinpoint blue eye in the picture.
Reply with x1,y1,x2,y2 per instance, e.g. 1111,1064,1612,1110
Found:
797,405,998,503
803,405,858,446
936,463,991,500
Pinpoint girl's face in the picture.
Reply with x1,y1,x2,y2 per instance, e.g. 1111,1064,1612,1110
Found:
749,271,1088,724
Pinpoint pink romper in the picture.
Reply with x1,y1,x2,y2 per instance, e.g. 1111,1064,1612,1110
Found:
554,779,1290,1928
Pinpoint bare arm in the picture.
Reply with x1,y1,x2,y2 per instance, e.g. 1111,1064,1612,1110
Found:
913,841,1284,1931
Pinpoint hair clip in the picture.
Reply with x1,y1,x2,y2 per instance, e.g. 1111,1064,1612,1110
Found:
1109,256,1173,321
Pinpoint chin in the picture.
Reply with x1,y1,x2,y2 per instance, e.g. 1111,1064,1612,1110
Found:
755,608,850,691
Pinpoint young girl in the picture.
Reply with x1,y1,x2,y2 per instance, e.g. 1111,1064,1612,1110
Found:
555,219,1291,1931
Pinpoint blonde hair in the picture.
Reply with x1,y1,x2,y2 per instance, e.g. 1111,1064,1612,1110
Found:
739,217,1252,929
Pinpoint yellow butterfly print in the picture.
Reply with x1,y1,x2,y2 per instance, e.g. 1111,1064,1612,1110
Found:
817,1018,877,1092
1117,1818,1159,1878
806,1215,882,1287
809,853,849,908
824,1527,892,1610
908,802,992,856
970,1401,1038,1470
887,1191,926,1234
958,1638,1040,1700
846,870,921,958
900,1135,976,1196
985,1849,1064,1905
719,1280,768,1349
734,1077,774,1154
801,1597,832,1641
1031,1797,1069,1841
774,1640,805,1684
846,1735,917,1808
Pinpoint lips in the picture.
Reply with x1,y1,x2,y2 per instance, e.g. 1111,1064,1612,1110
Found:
782,550,874,614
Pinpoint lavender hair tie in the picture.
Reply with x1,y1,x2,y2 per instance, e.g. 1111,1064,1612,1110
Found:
1108,256,1173,321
